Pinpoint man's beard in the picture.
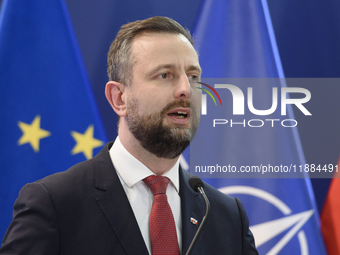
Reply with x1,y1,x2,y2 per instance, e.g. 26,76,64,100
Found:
127,97,199,159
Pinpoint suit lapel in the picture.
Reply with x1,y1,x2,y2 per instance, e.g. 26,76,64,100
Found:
179,168,206,255
93,143,149,255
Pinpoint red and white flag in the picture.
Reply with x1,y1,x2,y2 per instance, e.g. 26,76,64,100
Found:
321,156,340,255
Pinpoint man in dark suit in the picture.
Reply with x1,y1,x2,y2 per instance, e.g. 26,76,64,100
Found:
0,17,258,254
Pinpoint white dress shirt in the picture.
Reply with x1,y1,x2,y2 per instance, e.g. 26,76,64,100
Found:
109,136,182,254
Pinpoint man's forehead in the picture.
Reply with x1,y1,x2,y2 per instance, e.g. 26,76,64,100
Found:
129,31,201,79
132,32,192,50
131,32,198,63
133,30,188,40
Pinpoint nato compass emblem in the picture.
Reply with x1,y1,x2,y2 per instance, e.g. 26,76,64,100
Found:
220,186,314,255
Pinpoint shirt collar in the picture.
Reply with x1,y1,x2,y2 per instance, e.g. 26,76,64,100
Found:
109,136,180,193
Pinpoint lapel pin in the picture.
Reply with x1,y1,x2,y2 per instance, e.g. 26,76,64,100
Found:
190,217,198,225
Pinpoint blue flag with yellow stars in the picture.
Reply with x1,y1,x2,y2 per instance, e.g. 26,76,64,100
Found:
0,0,107,240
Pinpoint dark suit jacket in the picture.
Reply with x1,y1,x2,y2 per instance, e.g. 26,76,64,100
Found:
1,142,258,254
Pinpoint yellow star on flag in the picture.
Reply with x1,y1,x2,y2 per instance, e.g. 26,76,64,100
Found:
18,115,51,152
71,125,104,160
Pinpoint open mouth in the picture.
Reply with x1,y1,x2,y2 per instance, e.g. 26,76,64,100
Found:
167,111,188,119
166,108,190,124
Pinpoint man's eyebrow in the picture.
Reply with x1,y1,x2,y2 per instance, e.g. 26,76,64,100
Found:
187,65,202,75
148,64,202,76
147,64,176,76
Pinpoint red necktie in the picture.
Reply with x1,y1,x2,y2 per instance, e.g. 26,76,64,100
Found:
143,175,180,255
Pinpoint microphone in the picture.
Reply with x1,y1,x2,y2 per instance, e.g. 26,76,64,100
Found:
186,176,210,255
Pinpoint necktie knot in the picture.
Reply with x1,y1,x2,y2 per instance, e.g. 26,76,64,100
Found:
143,175,170,195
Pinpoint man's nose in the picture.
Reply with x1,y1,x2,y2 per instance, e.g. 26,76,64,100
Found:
174,75,191,100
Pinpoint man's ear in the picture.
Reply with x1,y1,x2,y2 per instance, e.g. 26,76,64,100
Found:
105,81,127,117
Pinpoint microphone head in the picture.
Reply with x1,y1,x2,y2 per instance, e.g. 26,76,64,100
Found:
189,176,204,192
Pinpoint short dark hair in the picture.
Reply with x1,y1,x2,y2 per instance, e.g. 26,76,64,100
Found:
107,16,194,85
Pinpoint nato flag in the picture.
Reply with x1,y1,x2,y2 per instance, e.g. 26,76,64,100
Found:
189,0,327,254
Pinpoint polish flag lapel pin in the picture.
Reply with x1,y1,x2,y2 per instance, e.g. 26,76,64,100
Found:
190,217,198,225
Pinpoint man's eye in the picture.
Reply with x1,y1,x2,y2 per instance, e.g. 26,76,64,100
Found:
189,75,199,82
160,73,168,79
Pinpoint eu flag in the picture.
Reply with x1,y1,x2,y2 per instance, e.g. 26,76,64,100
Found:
0,0,107,240
189,0,327,254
